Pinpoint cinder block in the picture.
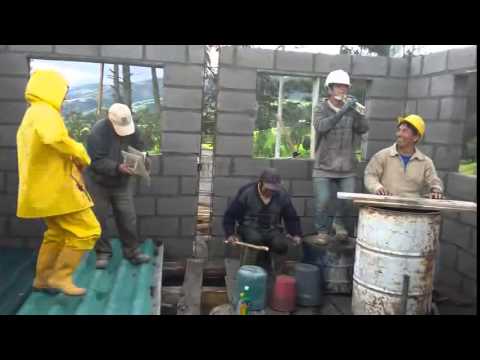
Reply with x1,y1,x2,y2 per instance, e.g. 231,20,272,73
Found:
446,172,477,201
315,53,351,73
180,217,196,236
417,99,439,120
457,249,476,280
0,217,6,236
134,197,156,216
213,196,229,216
181,176,198,195
439,97,467,121
164,64,203,87
217,112,255,135
219,46,234,65
430,74,455,96
188,45,205,64
55,45,99,57
163,155,197,176
219,68,257,90
0,101,27,124
368,78,407,98
213,177,252,196
367,120,397,141
0,125,18,147
410,56,422,76
292,180,313,197
236,47,274,69
407,77,429,98
448,46,476,70
272,159,309,180
157,196,197,215
215,135,252,156
164,237,194,260
291,197,305,217
6,172,18,193
352,56,388,76
161,133,200,154
139,176,179,195
405,100,417,114
438,242,458,269
305,198,315,217
0,53,28,75
140,217,179,236
425,122,463,145
100,45,142,59
148,155,162,176
146,45,186,63
8,45,53,53
0,172,4,191
460,277,477,301
213,157,231,176
163,87,203,110
276,51,313,72
0,194,17,215
441,218,472,251
435,266,462,291
208,237,226,259
433,145,462,171
366,99,405,119
300,217,315,235
459,211,477,227
0,149,18,171
366,140,394,160
163,110,201,133
389,57,408,77
9,218,44,237
233,157,270,176
217,91,257,113
416,144,434,159
422,51,448,75
0,77,28,100
211,216,224,236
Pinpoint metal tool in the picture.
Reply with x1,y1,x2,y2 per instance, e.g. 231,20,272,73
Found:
335,95,366,116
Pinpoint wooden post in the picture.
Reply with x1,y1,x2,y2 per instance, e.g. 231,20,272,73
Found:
96,63,104,119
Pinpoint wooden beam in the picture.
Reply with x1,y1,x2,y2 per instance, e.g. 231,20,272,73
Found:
177,258,205,315
151,244,164,315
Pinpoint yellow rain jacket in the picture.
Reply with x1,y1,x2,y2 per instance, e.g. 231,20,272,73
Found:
17,69,94,218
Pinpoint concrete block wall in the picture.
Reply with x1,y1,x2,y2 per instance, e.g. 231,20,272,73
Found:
0,45,205,260
211,46,409,259
406,46,476,175
436,172,477,301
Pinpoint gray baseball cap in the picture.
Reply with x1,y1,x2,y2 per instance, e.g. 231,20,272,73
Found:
259,168,282,191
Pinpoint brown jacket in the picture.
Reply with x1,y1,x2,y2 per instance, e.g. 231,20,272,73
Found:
364,143,443,197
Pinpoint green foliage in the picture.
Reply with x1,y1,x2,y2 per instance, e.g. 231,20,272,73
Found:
459,160,477,176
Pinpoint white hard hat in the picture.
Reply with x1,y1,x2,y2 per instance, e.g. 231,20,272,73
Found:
325,69,351,88
108,103,135,136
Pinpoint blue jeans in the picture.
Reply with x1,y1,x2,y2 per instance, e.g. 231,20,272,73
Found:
312,176,355,234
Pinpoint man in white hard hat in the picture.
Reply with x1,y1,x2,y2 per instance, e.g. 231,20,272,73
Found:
311,70,369,245
86,103,151,269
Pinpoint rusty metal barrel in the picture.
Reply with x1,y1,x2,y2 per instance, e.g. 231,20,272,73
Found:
352,206,441,315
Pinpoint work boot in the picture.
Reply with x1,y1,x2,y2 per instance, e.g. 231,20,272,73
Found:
32,242,63,293
127,252,151,266
95,253,110,269
333,223,349,241
47,247,88,296
310,232,330,246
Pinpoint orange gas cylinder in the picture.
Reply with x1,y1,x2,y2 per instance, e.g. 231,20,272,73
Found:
270,275,296,313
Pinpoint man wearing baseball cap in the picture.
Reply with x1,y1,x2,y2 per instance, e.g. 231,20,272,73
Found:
86,103,151,269
223,168,303,275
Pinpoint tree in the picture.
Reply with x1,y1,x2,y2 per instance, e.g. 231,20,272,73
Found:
151,67,162,115
122,65,132,108
110,64,123,103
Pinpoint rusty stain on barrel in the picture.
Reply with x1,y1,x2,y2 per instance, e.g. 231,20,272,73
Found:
352,206,441,315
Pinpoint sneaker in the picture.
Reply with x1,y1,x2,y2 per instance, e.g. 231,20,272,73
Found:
128,252,151,266
310,233,330,246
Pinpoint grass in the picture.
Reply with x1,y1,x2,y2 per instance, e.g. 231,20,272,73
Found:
459,161,477,176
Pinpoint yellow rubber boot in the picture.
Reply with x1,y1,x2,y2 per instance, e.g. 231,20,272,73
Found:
47,247,87,296
32,242,63,292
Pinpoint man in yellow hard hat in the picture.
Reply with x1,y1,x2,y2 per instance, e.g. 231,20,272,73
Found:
17,69,101,296
364,114,444,199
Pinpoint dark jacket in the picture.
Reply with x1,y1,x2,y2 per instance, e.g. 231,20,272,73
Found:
313,99,369,174
86,118,145,188
223,182,302,237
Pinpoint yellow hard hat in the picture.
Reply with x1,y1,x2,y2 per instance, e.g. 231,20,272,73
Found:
397,114,425,138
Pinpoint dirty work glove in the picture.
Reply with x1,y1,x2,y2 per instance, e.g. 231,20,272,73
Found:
225,235,239,244
118,163,135,176
287,234,302,246
430,189,444,199
376,186,392,196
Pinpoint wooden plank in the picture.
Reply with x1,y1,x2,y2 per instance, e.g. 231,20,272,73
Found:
177,258,205,315
151,244,164,315
224,258,240,305
338,192,477,212
353,200,475,212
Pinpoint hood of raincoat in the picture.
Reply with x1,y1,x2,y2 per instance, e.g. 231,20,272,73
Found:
25,69,68,112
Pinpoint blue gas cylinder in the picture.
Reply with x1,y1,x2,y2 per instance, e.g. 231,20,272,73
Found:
234,265,267,311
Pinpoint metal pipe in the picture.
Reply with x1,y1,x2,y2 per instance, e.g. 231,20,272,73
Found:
400,274,410,315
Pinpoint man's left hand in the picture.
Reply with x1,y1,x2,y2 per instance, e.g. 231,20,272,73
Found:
288,234,302,246
430,190,444,200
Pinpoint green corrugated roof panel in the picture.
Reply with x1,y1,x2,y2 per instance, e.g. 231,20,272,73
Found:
17,239,155,315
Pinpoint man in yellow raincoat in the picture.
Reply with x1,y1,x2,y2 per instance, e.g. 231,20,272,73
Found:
16,69,101,296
